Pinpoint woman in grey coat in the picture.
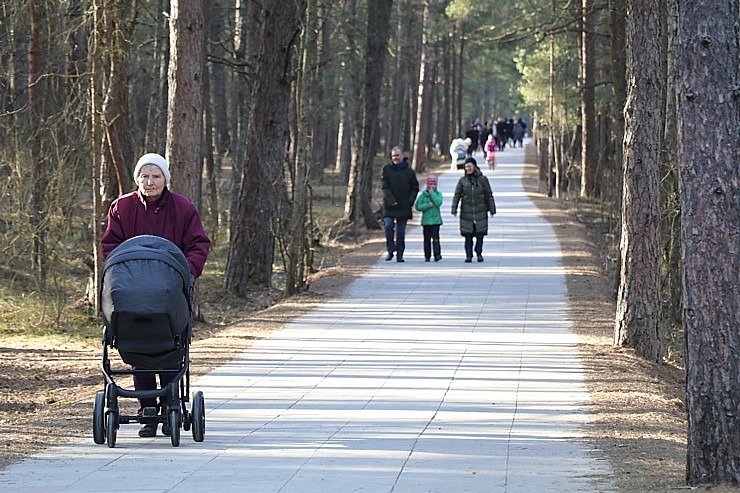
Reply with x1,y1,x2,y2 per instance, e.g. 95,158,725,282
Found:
451,157,497,262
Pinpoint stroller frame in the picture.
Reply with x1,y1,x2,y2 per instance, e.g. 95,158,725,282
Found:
92,235,205,448
94,334,204,448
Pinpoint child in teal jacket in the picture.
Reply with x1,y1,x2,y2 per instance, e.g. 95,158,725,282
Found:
415,175,443,261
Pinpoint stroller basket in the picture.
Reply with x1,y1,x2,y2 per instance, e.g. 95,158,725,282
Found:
100,235,192,369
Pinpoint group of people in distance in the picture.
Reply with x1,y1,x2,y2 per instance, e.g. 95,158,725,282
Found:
382,146,496,264
460,116,527,161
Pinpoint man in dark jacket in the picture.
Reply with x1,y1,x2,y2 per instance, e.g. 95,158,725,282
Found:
381,147,419,262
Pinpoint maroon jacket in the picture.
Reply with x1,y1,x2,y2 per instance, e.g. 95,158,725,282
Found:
101,188,211,278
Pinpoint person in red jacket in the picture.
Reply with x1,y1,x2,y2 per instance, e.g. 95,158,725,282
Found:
101,152,211,438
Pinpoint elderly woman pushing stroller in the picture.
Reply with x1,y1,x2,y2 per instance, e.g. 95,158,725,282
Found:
101,152,210,438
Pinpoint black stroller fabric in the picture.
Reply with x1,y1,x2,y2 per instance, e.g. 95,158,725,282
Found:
101,235,191,369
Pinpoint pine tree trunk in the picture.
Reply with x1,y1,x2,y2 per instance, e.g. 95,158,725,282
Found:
207,2,231,155
225,0,298,294
285,0,315,296
412,1,431,172
166,0,204,201
676,0,740,484
346,0,393,229
660,0,682,331
166,0,205,320
144,0,168,153
614,0,664,362
388,0,410,152
609,0,627,275
580,0,598,197
29,0,48,285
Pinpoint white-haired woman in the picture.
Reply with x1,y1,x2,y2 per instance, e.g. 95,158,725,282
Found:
101,152,211,437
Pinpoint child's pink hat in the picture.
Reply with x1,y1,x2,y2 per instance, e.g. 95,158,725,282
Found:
426,175,438,185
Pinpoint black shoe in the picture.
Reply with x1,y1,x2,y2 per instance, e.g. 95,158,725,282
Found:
425,258,430,262
434,256,442,262
385,253,393,261
396,258,405,263
477,255,484,262
162,422,171,436
465,258,472,263
138,423,157,438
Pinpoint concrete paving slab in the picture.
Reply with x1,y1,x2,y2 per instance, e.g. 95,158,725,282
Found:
0,141,615,492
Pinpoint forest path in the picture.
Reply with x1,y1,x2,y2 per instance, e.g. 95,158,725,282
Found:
0,141,615,492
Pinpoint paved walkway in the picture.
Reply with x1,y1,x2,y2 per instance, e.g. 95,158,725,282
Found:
0,142,614,492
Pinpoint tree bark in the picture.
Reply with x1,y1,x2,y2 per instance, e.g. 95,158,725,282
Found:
344,0,394,229
166,0,205,202
609,0,627,276
660,0,682,333
229,0,253,234
90,0,104,312
676,0,740,484
450,27,459,137
203,5,220,240
388,0,410,154
309,0,334,184
225,0,298,294
548,18,556,198
336,0,359,184
580,0,598,197
439,33,451,155
614,0,664,362
285,0,314,295
455,26,465,136
207,1,232,156
144,0,168,154
166,0,206,320
29,0,48,285
412,1,431,172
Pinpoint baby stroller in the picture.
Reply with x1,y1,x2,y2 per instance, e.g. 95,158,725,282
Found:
450,138,468,170
93,235,205,448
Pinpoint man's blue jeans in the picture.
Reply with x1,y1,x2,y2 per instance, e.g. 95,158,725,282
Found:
384,216,408,258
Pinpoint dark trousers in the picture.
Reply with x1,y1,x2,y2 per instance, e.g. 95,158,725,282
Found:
422,224,441,260
133,366,177,412
384,216,408,258
463,224,484,259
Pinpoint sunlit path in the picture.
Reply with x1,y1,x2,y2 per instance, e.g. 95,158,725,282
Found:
0,140,614,492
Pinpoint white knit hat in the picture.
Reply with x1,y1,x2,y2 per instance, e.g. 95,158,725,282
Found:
134,153,170,186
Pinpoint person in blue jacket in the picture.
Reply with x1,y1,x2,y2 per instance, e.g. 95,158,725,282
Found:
415,175,443,262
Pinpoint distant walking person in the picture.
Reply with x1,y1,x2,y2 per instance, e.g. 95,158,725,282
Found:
485,134,498,171
415,175,443,262
451,157,496,263
495,117,507,151
465,123,479,157
512,119,524,148
382,146,419,262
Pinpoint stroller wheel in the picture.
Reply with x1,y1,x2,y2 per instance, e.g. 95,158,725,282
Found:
169,408,181,447
93,391,105,445
192,391,205,442
106,410,118,448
